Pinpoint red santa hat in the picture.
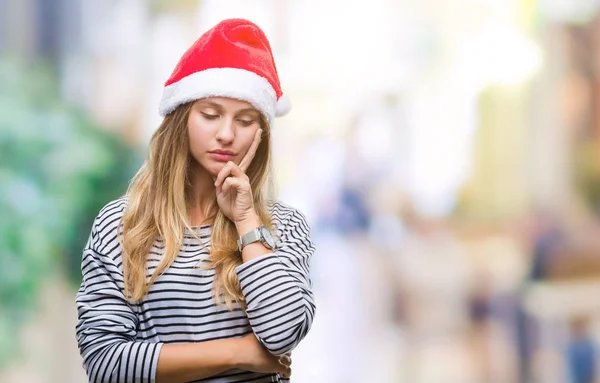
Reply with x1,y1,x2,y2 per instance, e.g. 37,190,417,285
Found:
159,18,290,124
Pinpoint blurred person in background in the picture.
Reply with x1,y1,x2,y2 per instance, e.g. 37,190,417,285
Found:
75,19,315,383
515,209,565,382
567,317,596,383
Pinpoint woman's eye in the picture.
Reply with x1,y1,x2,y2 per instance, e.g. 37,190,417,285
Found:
238,119,255,126
201,113,219,120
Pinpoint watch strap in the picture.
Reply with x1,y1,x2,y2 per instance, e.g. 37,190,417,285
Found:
237,227,261,252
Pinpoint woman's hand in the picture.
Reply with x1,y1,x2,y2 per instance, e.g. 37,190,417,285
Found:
234,334,292,378
214,129,262,224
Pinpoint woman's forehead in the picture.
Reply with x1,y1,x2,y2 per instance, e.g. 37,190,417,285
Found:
196,97,257,113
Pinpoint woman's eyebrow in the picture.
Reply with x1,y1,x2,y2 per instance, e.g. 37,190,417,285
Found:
235,107,259,114
198,101,257,115
198,101,224,111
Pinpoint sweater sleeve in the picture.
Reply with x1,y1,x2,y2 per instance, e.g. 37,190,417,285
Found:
75,211,163,383
235,207,316,355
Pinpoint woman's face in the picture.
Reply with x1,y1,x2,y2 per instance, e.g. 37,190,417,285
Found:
187,97,262,177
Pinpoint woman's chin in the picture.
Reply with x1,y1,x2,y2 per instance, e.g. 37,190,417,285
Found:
207,162,226,176
190,159,224,178
197,157,237,177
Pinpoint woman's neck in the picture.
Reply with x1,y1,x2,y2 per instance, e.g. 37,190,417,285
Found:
188,163,216,226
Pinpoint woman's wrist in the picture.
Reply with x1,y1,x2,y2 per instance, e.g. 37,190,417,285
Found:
235,212,272,262
230,336,248,369
235,213,261,236
224,338,242,369
156,339,241,382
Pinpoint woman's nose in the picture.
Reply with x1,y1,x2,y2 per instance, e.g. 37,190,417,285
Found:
215,118,235,143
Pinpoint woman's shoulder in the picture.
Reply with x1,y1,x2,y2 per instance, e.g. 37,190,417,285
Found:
92,196,128,237
96,195,128,220
267,199,310,229
268,199,299,217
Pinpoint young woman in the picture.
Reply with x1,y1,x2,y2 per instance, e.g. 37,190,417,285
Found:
75,19,315,383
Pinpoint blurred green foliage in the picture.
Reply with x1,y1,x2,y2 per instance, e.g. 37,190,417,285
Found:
0,59,141,367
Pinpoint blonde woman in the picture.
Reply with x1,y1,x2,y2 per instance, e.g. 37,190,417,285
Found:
75,19,315,383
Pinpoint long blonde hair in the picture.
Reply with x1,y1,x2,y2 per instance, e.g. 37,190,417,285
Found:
119,101,274,309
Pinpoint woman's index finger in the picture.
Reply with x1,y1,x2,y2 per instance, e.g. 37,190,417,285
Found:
239,128,263,172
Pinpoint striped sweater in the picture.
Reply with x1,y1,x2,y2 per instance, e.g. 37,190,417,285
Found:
75,197,316,382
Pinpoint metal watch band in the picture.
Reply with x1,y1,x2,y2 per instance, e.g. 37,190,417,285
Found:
237,227,261,252
237,225,276,252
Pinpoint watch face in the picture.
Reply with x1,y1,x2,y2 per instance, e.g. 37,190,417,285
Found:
260,226,275,248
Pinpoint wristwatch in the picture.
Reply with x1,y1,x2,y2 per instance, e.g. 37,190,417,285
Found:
238,225,275,252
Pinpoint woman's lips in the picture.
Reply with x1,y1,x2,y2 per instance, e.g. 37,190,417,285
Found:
209,150,236,162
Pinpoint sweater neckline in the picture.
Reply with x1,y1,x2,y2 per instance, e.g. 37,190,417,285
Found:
185,224,212,235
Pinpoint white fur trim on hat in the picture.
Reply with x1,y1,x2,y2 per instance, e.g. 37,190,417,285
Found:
159,67,277,123
275,94,291,117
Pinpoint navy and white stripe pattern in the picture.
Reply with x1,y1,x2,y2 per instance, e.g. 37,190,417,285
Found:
75,197,316,382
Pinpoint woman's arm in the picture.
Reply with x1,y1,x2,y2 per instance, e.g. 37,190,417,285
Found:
155,340,234,383
76,236,163,382
76,208,288,382
234,206,316,356
156,334,289,383
77,247,286,383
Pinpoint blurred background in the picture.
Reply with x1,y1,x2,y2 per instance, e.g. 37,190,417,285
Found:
2,0,600,382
